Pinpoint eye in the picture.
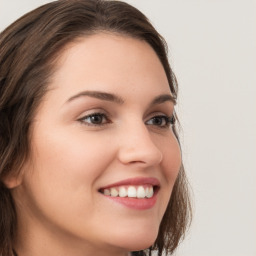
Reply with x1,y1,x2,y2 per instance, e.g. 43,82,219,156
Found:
146,115,175,128
78,112,110,126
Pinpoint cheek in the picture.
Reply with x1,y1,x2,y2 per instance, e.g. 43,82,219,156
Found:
157,135,181,214
31,127,114,189
161,134,182,183
20,128,117,234
21,126,117,223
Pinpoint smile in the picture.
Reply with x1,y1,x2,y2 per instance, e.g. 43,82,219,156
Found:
99,177,160,210
100,185,155,199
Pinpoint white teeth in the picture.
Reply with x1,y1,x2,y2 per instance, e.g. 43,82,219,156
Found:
102,185,155,199
145,187,149,196
110,188,118,197
137,186,146,198
127,186,137,198
103,189,110,196
146,186,154,198
119,186,127,197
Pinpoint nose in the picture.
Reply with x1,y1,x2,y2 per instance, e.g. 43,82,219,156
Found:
117,122,163,167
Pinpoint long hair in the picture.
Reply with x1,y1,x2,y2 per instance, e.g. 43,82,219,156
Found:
0,1,191,255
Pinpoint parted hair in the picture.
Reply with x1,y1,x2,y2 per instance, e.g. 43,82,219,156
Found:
0,0,191,255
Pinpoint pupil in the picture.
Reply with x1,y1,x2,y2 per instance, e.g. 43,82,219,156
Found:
92,115,102,124
154,117,162,125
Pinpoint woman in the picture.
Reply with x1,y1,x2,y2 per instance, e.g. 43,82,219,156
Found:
0,1,191,255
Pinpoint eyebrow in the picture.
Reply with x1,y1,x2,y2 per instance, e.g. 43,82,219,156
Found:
66,90,176,105
150,94,176,106
67,90,124,104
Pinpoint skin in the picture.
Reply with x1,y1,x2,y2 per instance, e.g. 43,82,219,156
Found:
9,33,181,256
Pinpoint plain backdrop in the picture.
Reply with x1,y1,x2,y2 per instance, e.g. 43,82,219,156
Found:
1,1,255,256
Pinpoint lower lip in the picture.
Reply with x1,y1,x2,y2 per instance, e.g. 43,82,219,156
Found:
102,193,158,210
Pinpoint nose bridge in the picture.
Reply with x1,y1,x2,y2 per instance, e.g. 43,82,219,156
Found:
117,119,163,166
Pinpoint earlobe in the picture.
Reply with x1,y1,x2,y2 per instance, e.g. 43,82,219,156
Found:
3,172,23,189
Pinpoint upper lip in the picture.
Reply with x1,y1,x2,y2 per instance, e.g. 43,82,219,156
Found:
99,177,160,190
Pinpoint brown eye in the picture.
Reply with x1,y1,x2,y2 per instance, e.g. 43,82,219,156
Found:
146,115,174,128
78,113,109,126
88,114,104,124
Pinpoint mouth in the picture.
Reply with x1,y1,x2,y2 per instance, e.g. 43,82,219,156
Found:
99,185,159,199
98,177,160,210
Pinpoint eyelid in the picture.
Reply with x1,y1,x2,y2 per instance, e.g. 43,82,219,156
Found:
145,113,175,129
145,109,174,120
76,107,109,119
77,111,111,127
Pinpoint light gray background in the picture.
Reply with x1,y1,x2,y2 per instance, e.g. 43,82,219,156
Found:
1,1,255,256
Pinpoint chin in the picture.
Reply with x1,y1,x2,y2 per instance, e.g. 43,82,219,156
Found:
111,228,159,252
127,239,156,252
123,237,157,252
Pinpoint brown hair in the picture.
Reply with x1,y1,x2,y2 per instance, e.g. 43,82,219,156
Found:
0,0,191,255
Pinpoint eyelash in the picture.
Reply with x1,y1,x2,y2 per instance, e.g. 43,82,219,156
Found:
78,112,110,127
145,115,175,128
78,112,175,128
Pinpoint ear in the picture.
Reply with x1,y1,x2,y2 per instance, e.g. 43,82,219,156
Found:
3,172,23,189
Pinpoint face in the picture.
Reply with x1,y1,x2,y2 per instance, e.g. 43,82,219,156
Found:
14,34,181,255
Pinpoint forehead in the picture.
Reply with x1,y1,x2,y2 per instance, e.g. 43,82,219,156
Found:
47,33,171,103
